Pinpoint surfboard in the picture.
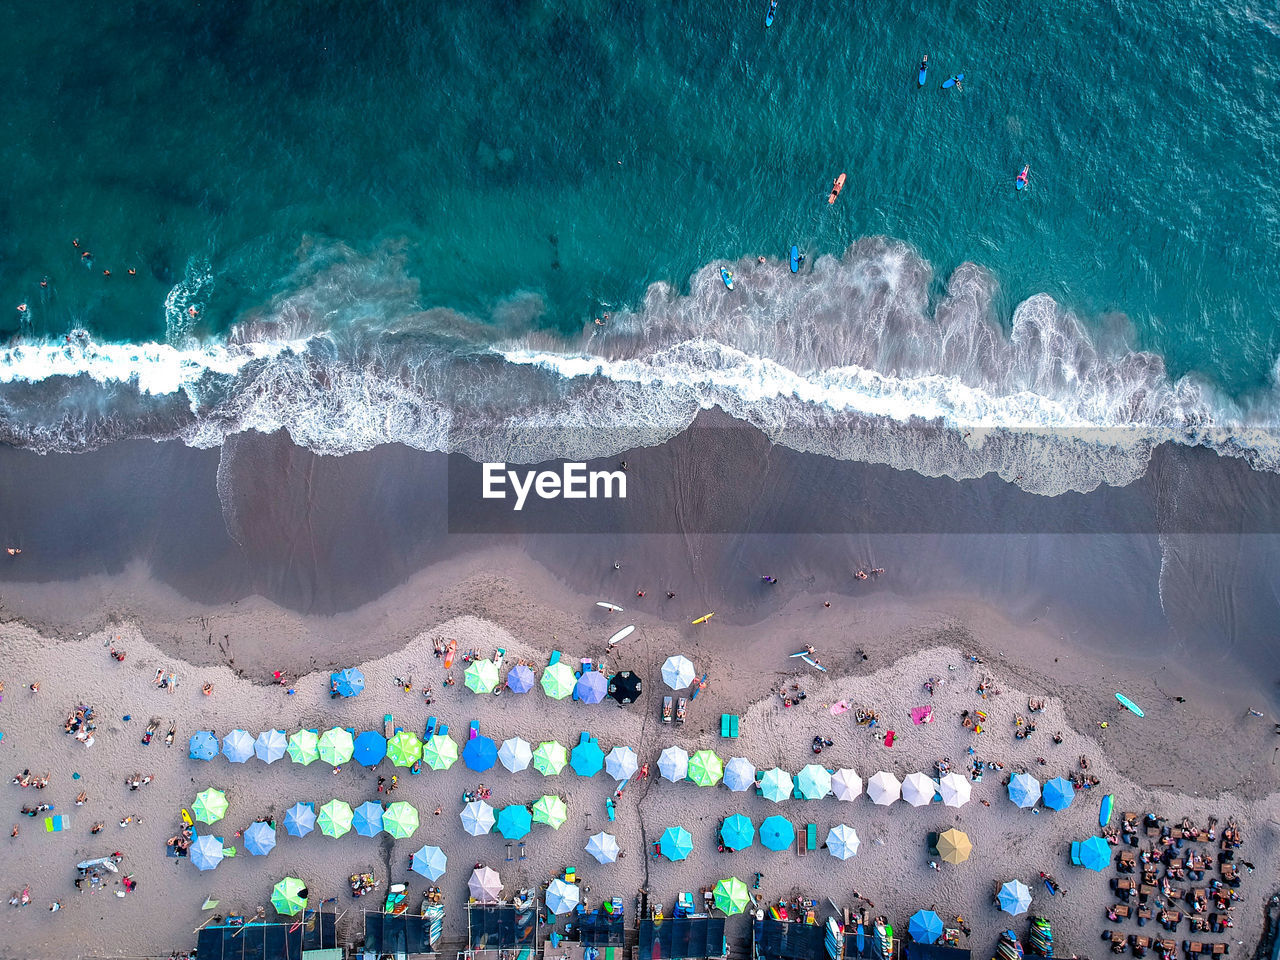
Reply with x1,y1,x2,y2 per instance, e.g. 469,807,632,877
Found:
596,601,624,612
608,625,635,646
801,654,828,672
1016,165,1029,191
1099,794,1114,827
765,0,777,27
856,922,865,955
692,612,715,625
1115,693,1144,717
917,55,928,87
789,245,799,273
827,173,846,204
721,268,734,289
942,73,964,89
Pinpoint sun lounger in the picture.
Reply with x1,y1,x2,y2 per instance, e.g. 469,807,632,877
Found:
469,720,479,740
676,698,687,724
424,717,436,738
437,723,448,737
662,697,673,724
720,714,739,738
927,832,940,857
806,824,817,851
1071,841,1083,866
549,651,562,666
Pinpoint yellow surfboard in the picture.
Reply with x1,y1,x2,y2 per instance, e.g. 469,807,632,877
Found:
181,808,193,826
691,612,715,625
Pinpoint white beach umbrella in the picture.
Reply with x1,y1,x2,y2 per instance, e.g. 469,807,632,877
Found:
254,729,288,764
604,746,639,782
585,831,620,864
461,800,496,837
902,772,938,807
468,866,502,903
831,768,863,801
826,824,860,860
867,771,902,806
498,737,532,773
661,655,696,690
939,772,972,808
723,757,757,792
658,746,689,782
546,878,581,915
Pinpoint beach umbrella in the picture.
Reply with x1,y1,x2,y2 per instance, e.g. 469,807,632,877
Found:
759,767,794,803
797,764,832,799
468,866,501,903
902,772,938,807
540,662,577,700
1078,835,1111,872
759,815,795,852
193,788,228,824
605,745,639,781
353,800,384,837
998,879,1033,915
586,831,620,864
190,834,224,871
497,804,532,840
506,664,536,694
498,737,532,773
288,729,320,765
575,671,608,704
284,802,316,837
909,910,943,944
939,772,972,808
658,746,689,782
570,737,605,777
723,757,757,792
188,730,219,761
1042,777,1075,811
720,814,755,851
411,845,447,881
1008,773,1041,809
318,727,355,766
546,878,580,915
386,730,422,767
608,670,642,704
272,877,308,916
867,771,901,806
243,820,277,856
463,735,498,772
533,740,568,776
713,877,749,916
383,801,419,839
353,731,388,767
826,824,860,860
937,828,972,864
465,659,501,694
662,655,696,690
423,734,458,770
659,825,694,861
461,800,496,836
832,768,863,801
255,729,288,764
318,799,353,838
532,795,567,829
222,729,254,764
332,668,365,698
688,750,724,787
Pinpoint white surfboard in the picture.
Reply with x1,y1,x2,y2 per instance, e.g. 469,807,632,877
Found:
597,601,624,612
608,625,636,646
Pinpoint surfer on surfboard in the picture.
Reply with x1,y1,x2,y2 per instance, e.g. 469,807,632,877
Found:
828,173,846,204
1016,165,1030,190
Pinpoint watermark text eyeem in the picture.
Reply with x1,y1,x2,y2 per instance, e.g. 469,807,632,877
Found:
481,462,627,511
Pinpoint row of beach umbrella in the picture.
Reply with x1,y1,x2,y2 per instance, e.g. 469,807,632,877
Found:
1008,772,1076,810
718,815,861,858
465,660,642,705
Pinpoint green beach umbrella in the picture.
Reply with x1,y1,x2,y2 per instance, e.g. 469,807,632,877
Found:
533,740,568,776
193,788,228,824
287,730,320,765
532,795,568,829
318,799,353,838
688,749,724,787
540,662,576,700
382,801,420,839
465,659,501,694
318,727,355,766
422,734,458,770
387,730,423,767
713,877,749,916
272,877,308,917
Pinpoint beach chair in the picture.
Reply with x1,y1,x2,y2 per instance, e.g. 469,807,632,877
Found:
927,832,940,857
384,715,394,738
469,720,479,740
1070,841,1083,866
437,723,449,737
662,697,673,723
424,717,436,739
720,714,739,738
565,866,577,883
549,651,562,666
676,698,687,724
806,824,817,851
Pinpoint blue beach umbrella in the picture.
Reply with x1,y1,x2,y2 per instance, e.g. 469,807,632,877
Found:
464,735,498,772
1042,777,1075,811
190,834,224,871
332,668,365,698
659,826,694,861
411,845,447,881
759,815,795,852
353,731,388,767
506,664,535,694
222,729,254,763
575,671,608,704
254,730,288,764
1078,835,1111,872
720,814,755,851
497,804,532,840
570,738,605,777
189,731,218,761
998,880,1033,915
1008,773,1041,809
284,802,316,837
243,820,277,856
909,910,943,944
353,801,384,837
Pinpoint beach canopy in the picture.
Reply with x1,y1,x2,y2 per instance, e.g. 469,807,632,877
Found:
222,729,255,764
720,814,755,851
284,802,316,837
465,659,501,694
605,745,639,782
998,879,1033,915
532,795,567,829
533,740,568,776
660,825,694,861
272,877,308,916
318,727,355,766
461,800,496,837
939,772,972,808
759,815,795,852
497,804,532,840
714,877,749,916
353,731,388,767
826,824,860,860
332,668,365,698
318,799,353,838
662,655,696,690
354,800,385,837
190,834,224,871
608,670,642,704
546,878,581,915
688,750,724,787
468,866,502,903
387,730,423,767
1042,777,1075,811
570,736,605,777
759,768,794,804
723,757,757,792
867,771,902,806
411,845,447,881
797,764,832,799
831,768,863,801
423,734,458,770
586,831,620,864
189,730,219,761
902,772,938,807
243,820,277,856
383,801,419,839
938,828,973,864
193,788,228,824
506,664,536,694
540,662,577,700
1008,773,1041,809
575,671,608,704
288,730,320,765
498,737,533,773
909,910,943,944
463,735,498,772
658,746,689,782
255,729,288,764
1078,835,1111,871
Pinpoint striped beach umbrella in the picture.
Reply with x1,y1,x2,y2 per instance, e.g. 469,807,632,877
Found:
287,730,320,765
465,659,500,694
318,799,353,838
533,740,568,776
272,877,308,916
383,801,419,839
540,662,576,700
532,795,567,829
318,727,354,766
688,750,724,787
422,734,458,770
713,877,749,916
193,788,228,824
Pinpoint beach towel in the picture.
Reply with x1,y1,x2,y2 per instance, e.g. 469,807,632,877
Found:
830,700,850,715
911,706,933,724
884,730,896,747
44,815,67,832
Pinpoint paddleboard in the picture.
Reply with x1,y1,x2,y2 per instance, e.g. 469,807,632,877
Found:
1099,794,1114,827
942,73,964,89
917,54,928,87
692,612,715,625
789,245,799,273
596,601,624,612
827,173,846,204
1115,693,1144,717
721,267,734,289
608,625,635,646
765,0,777,27
1016,165,1029,190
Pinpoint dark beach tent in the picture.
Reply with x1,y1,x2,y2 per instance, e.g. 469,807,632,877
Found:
608,671,641,704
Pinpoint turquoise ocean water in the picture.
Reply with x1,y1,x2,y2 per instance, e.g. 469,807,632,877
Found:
1,0,1278,491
